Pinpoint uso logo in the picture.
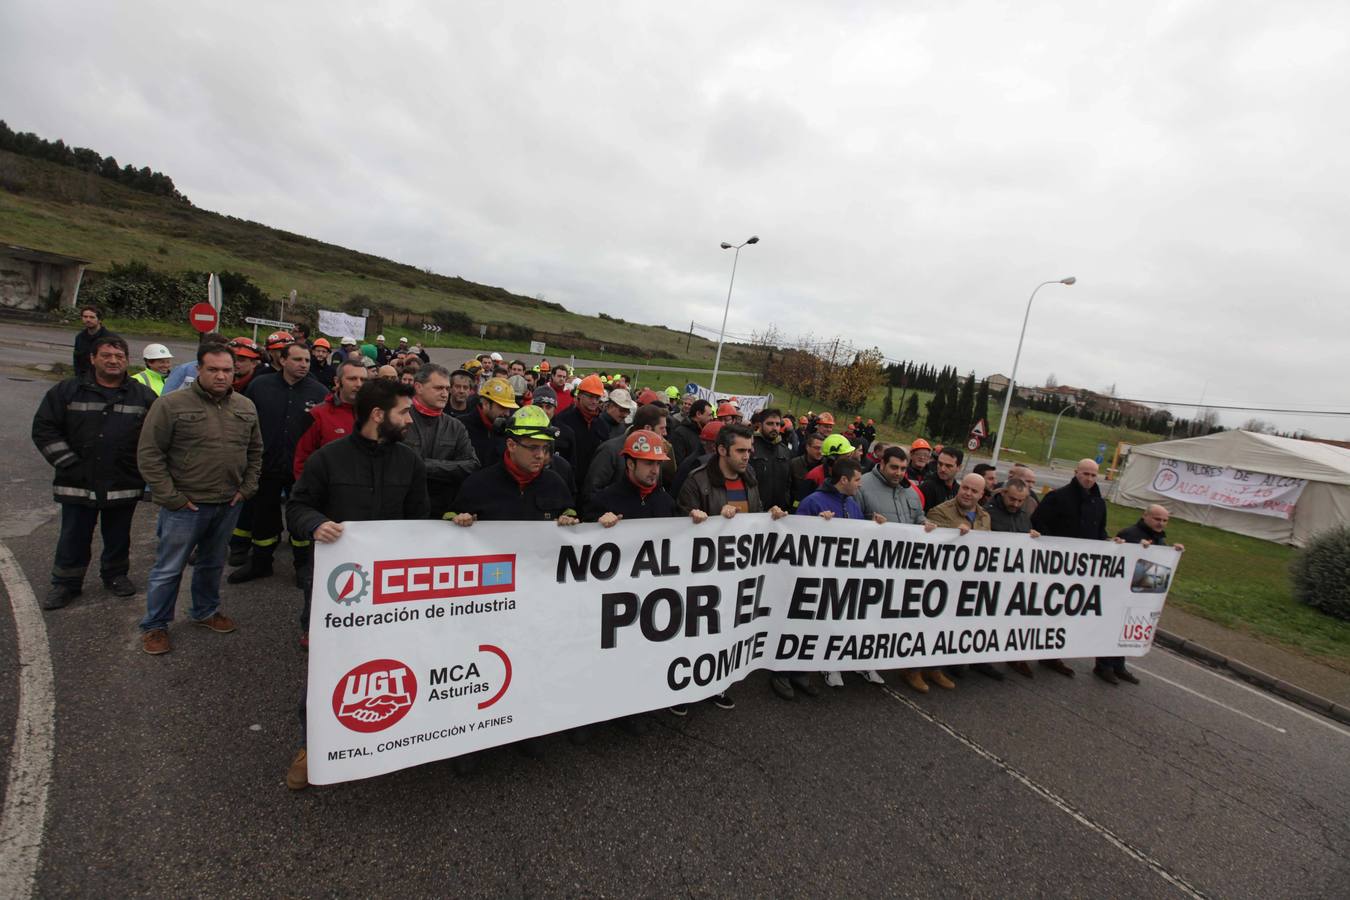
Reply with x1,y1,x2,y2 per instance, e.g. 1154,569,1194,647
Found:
332,659,417,733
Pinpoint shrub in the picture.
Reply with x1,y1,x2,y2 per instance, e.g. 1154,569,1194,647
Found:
1290,525,1350,621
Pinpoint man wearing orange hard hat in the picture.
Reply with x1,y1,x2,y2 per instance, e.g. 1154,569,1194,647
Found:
556,373,608,487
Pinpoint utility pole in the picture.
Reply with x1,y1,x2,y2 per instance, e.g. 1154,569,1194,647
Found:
687,321,694,353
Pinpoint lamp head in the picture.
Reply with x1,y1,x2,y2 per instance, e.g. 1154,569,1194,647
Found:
1060,276,1076,285
720,242,733,250
746,235,760,244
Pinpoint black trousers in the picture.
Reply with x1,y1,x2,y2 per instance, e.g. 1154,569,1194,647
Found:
1097,656,1126,672
231,474,312,564
52,503,136,587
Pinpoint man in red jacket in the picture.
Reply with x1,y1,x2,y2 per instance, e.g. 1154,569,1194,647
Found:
292,358,369,481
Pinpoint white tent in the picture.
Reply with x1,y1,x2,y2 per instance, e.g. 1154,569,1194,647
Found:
1115,431,1350,546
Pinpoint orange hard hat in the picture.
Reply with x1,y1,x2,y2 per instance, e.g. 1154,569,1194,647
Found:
817,412,835,425
311,338,331,349
538,360,550,372
227,337,261,360
577,374,605,396
716,402,739,418
699,420,725,442
265,331,294,350
911,438,932,451
622,429,669,461
636,388,662,406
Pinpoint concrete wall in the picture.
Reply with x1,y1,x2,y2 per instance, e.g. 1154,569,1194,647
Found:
0,255,86,311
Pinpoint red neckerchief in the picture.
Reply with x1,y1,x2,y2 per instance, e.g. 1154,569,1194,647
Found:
502,451,540,488
627,468,657,499
413,397,442,417
577,402,597,425
479,407,495,429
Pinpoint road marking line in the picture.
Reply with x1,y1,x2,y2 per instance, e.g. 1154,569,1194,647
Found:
1156,649,1350,739
1130,664,1287,734
0,542,55,900
882,686,1208,900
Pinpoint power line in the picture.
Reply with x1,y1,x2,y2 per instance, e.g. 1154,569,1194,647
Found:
1104,398,1350,417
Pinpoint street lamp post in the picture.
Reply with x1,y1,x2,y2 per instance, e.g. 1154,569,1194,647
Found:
709,235,759,396
1046,402,1080,463
990,276,1076,469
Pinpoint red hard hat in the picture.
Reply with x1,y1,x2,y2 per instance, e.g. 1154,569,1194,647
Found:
699,420,725,442
228,337,261,359
622,429,669,461
265,331,294,350
817,412,835,425
716,402,739,418
636,388,662,406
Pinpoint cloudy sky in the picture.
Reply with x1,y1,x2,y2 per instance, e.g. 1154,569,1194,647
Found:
5,0,1349,437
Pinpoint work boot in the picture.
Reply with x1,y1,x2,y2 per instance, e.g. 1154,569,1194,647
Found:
1116,668,1141,686
286,749,308,791
770,674,795,701
1093,665,1120,685
789,673,820,698
227,554,274,584
1007,661,1034,678
928,669,956,690
1040,659,1076,678
141,629,171,655
902,670,929,694
227,544,249,567
43,584,80,610
192,612,237,634
104,575,137,597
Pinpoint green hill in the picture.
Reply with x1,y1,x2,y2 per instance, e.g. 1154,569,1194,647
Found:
0,148,754,367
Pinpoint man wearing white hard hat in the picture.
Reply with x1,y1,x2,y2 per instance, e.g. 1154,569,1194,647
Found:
131,343,175,396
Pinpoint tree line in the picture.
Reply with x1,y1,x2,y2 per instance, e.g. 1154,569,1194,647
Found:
0,120,188,203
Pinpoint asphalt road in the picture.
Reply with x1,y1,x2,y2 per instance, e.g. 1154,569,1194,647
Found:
2,353,1348,898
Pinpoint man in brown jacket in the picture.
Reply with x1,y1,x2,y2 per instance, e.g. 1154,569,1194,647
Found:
924,473,993,534
135,343,263,655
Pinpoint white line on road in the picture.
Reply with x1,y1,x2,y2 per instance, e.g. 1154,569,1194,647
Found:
0,542,55,900
882,686,1208,900
1157,649,1350,739
1130,663,1288,734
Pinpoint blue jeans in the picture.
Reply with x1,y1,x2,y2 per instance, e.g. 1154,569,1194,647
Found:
140,503,242,632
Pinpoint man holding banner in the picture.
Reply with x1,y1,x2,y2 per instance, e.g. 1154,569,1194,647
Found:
283,378,429,790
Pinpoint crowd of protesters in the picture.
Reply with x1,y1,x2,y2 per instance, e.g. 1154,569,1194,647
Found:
33,303,1183,791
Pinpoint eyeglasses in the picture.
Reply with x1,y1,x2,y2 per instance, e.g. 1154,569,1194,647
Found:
515,441,552,455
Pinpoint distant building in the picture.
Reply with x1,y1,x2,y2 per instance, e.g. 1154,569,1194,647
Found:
986,373,1010,394
0,245,90,312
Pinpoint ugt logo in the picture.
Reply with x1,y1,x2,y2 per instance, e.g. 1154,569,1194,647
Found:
327,562,369,606
332,659,417,733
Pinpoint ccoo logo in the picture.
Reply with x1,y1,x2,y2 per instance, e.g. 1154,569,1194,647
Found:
332,659,417,733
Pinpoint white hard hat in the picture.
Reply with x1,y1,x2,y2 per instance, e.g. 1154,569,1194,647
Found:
490,351,504,362
376,334,386,341
143,343,174,361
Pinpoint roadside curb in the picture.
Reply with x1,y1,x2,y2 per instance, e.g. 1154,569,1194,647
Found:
1155,628,1350,726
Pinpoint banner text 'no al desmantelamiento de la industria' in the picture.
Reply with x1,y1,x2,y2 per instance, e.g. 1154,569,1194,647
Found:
308,515,1179,784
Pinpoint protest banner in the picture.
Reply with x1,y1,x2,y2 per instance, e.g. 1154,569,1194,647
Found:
684,383,773,420
317,309,367,343
308,516,1177,784
1150,457,1306,518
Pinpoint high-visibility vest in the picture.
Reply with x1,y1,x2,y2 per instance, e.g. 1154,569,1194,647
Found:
131,368,165,396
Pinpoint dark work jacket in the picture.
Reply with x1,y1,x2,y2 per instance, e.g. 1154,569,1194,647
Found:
672,450,711,499
32,373,157,507
670,419,704,465
677,461,763,516
788,454,822,508
555,405,604,488
453,462,575,521
245,372,328,481
72,326,111,376
985,493,1033,534
462,408,506,473
1031,478,1108,541
404,408,479,519
750,433,793,512
309,363,337,392
286,434,429,538
584,476,677,521
1117,520,1167,546
919,476,957,512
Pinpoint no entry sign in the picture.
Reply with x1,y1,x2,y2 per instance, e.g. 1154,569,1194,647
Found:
189,302,219,333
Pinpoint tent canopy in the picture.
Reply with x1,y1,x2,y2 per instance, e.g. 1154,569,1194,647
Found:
1117,431,1350,546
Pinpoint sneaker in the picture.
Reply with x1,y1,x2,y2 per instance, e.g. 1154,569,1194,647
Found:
789,674,821,698
770,674,795,701
902,670,929,693
668,704,689,717
1093,665,1120,685
286,749,308,790
226,558,273,584
712,692,735,710
42,584,80,610
1116,669,1141,686
928,670,956,690
104,575,137,597
824,671,844,688
192,612,237,634
860,670,886,685
141,629,171,655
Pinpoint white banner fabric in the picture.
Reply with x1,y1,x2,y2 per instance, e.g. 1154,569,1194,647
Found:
317,309,367,343
307,516,1177,785
686,383,772,420
1150,458,1306,519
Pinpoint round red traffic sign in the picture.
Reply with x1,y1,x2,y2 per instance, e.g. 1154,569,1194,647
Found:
188,302,218,334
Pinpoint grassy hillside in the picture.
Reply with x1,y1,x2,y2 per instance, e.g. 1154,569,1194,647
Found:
0,150,756,367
